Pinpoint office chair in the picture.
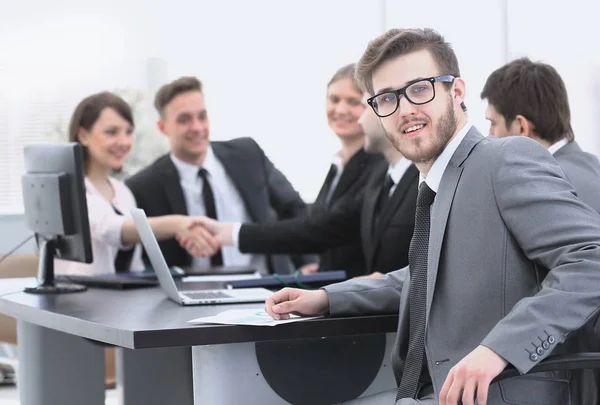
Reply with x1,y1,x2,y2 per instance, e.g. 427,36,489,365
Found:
492,353,600,384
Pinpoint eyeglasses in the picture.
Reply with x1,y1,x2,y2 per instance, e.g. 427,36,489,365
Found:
367,75,456,118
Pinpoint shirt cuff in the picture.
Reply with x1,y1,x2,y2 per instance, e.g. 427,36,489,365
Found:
231,222,242,248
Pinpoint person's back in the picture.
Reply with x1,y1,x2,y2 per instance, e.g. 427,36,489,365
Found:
482,56,600,405
553,142,600,213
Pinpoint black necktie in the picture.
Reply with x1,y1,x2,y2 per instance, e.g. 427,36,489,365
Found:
198,168,224,267
323,164,338,204
397,182,436,401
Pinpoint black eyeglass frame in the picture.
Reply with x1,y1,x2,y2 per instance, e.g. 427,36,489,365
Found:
367,75,456,118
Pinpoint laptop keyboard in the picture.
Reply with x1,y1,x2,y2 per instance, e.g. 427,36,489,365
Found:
183,291,233,300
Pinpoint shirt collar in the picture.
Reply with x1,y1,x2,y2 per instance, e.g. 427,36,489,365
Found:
547,138,569,155
170,146,218,182
331,150,344,171
419,121,472,193
387,156,413,185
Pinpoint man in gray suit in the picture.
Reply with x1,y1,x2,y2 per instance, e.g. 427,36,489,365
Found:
482,58,600,405
265,28,600,405
481,57,600,213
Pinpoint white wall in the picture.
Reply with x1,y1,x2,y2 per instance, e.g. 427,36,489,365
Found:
1,1,599,240
506,0,600,154
384,0,507,135
0,0,385,204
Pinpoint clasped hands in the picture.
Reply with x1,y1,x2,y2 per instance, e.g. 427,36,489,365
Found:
175,216,231,258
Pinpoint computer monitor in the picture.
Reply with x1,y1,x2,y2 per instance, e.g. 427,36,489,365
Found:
21,143,93,294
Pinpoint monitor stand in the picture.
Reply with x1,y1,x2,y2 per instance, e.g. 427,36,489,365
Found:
24,238,87,294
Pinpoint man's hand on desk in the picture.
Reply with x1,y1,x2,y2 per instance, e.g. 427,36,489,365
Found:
265,288,330,320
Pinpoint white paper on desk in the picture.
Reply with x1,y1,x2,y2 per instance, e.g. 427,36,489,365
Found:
187,309,322,326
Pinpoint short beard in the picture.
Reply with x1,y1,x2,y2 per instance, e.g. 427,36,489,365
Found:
388,96,457,164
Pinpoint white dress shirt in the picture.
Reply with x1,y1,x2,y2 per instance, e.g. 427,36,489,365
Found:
387,156,414,196
547,138,569,155
420,122,473,193
55,176,144,275
325,151,345,204
170,147,268,274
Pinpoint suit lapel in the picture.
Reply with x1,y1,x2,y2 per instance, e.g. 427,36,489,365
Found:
211,142,264,221
426,128,484,322
361,163,388,266
328,149,370,204
158,156,188,215
373,164,419,242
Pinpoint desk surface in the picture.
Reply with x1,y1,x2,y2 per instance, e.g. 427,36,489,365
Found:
0,278,398,349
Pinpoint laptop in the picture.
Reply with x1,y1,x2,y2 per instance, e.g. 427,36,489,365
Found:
130,208,273,305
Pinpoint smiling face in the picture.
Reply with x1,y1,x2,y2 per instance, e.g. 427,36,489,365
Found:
326,77,365,141
371,49,465,165
158,90,210,165
77,107,134,171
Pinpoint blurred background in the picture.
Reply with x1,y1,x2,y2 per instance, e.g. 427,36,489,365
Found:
1,0,598,252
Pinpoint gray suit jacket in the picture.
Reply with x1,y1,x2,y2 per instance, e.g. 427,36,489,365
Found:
554,141,600,213
324,128,600,405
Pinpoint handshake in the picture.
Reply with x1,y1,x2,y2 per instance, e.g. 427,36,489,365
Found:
172,216,232,258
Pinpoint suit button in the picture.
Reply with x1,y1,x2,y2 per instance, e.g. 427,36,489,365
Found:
548,335,555,344
530,353,539,362
542,341,550,350
536,347,544,355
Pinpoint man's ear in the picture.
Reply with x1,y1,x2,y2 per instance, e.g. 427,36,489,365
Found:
514,114,535,137
157,118,167,137
452,77,466,106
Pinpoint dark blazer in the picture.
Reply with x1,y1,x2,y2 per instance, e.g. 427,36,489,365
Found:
126,137,312,274
238,159,419,277
311,148,383,276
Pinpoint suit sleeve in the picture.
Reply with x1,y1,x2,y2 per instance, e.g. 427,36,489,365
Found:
480,137,600,374
255,140,317,266
239,197,362,254
323,266,408,316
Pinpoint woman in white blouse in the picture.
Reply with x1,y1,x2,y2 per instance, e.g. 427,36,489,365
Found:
57,92,214,275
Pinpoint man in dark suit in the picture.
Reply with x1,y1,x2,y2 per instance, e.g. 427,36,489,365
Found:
263,28,600,405
310,145,382,277
126,76,313,274
481,57,600,213
304,63,384,277
188,93,418,278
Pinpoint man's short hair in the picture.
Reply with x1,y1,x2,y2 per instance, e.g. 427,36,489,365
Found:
355,28,465,111
481,58,574,142
154,76,203,116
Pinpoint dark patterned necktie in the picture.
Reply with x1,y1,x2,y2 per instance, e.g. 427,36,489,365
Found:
198,168,224,267
397,181,436,400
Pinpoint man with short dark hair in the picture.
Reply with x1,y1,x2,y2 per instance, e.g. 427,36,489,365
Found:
481,57,600,213
127,76,314,274
264,29,600,405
